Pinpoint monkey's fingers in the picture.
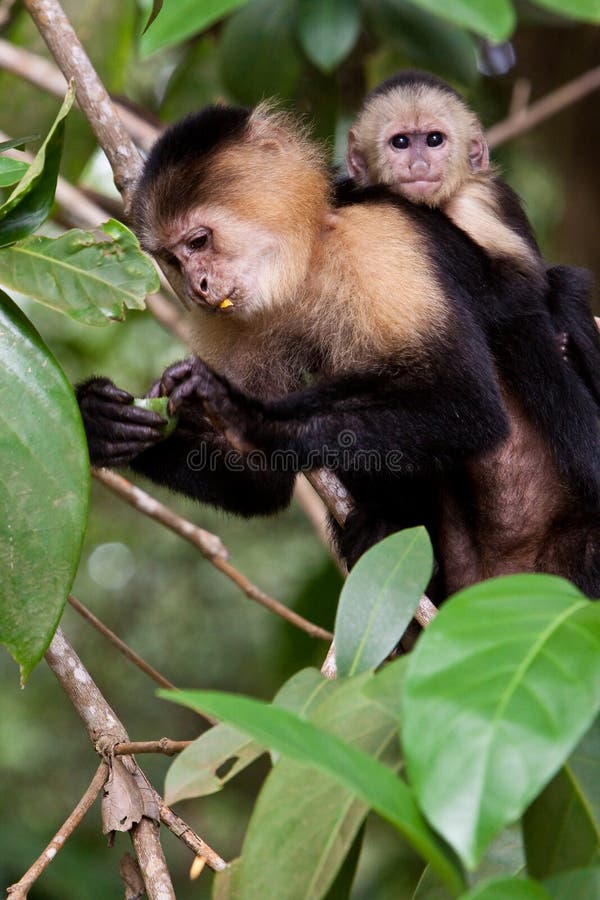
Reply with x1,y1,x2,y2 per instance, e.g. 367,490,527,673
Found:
86,415,165,444
79,377,134,405
91,440,160,469
158,358,202,397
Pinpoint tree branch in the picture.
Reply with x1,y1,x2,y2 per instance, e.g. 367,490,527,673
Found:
0,36,159,151
67,595,176,691
22,0,143,204
43,627,176,899
94,468,333,641
7,762,108,899
115,739,191,756
487,65,600,149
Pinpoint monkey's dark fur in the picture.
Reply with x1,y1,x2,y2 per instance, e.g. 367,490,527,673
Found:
77,106,600,599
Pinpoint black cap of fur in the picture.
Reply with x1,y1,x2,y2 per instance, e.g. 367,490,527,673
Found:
366,70,462,104
141,105,250,186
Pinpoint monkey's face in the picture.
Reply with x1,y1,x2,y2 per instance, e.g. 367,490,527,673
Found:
347,87,489,207
154,205,286,317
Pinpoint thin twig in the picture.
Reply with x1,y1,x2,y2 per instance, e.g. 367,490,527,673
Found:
7,762,108,899
159,805,228,872
23,0,143,205
0,36,158,151
115,739,192,757
67,595,176,691
487,65,600,149
94,468,333,641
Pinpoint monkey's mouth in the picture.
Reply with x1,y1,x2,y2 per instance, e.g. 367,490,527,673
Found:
400,178,441,195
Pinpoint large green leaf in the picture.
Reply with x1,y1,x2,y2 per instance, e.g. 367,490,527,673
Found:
0,220,159,325
236,674,399,900
404,0,515,42
219,0,302,105
296,0,361,72
524,766,599,878
165,668,334,803
545,867,600,899
523,718,600,877
402,575,600,869
335,527,433,677
0,291,89,681
460,877,549,899
531,0,600,23
0,83,74,247
159,688,466,894
140,0,250,56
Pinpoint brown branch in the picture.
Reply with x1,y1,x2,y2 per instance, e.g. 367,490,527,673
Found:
0,36,158,151
67,595,176,691
94,468,332,641
159,805,228,872
487,65,600,149
23,0,143,204
7,762,108,899
43,627,176,899
115,739,192,757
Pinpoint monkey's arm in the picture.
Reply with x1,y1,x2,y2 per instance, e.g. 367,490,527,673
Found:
76,375,295,516
161,339,508,475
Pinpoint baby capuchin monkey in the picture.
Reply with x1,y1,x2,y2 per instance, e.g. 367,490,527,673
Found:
346,70,600,405
77,102,600,598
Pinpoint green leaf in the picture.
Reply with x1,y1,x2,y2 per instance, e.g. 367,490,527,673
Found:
140,0,250,56
236,674,398,900
0,83,75,247
524,766,600,878
0,158,29,189
142,0,163,33
531,0,600,24
0,220,159,325
0,290,89,681
523,718,600,877
335,527,433,677
404,0,516,42
361,655,409,720
0,137,40,154
460,876,549,899
570,717,600,826
219,0,302,105
402,574,600,869
296,0,361,72
159,688,466,894
545,867,600,899
165,668,333,803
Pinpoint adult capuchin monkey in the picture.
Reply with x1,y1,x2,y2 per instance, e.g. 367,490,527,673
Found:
77,103,600,598
345,70,600,405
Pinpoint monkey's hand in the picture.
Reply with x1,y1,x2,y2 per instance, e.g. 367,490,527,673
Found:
159,357,259,453
76,377,167,468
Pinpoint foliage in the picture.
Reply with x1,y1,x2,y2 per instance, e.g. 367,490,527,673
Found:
162,559,600,899
1,0,599,896
0,88,157,678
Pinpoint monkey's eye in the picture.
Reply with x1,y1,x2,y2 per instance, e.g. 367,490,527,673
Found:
390,134,409,150
188,233,208,252
426,132,444,148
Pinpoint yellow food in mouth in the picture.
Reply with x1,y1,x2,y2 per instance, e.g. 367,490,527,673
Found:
219,298,233,309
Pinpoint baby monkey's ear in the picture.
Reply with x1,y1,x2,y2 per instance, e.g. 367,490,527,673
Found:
345,129,369,182
469,133,490,173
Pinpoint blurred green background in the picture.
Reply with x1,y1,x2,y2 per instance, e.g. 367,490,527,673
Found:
0,0,599,896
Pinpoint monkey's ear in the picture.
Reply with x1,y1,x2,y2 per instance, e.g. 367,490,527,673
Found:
346,129,369,180
469,134,490,172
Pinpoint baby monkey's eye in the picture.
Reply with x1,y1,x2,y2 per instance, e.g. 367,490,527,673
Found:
426,132,444,148
390,134,409,150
